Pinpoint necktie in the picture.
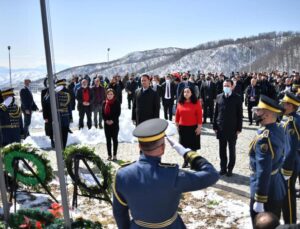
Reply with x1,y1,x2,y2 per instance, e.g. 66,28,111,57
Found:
167,83,170,98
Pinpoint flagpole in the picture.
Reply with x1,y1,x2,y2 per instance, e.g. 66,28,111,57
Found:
39,0,71,228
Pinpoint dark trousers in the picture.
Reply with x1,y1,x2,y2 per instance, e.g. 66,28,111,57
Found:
219,137,236,172
61,126,69,149
127,96,133,109
282,171,298,224
104,124,119,156
93,104,103,128
163,99,173,121
250,198,283,227
203,100,214,123
23,112,32,137
79,105,92,129
247,101,258,124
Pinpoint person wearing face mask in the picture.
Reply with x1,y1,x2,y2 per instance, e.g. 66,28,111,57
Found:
249,95,286,226
161,75,176,121
280,92,300,224
0,88,23,146
213,79,243,177
176,73,196,100
76,79,93,129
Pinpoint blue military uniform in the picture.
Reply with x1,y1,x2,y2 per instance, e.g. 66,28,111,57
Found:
249,95,286,223
280,92,300,224
112,118,219,229
0,89,23,146
55,79,71,149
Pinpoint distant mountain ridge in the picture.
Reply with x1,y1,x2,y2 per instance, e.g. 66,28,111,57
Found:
1,31,299,88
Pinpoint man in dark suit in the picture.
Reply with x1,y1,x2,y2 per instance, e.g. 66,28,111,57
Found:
20,79,38,138
200,74,217,124
132,74,160,125
41,78,54,148
245,78,260,125
76,79,93,129
161,75,176,121
125,75,138,109
213,79,243,176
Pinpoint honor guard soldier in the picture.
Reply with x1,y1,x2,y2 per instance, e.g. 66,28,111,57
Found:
112,118,219,228
280,92,300,224
55,79,71,149
0,88,23,146
249,95,286,226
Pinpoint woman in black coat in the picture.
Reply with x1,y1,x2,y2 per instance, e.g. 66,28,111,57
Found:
102,88,121,161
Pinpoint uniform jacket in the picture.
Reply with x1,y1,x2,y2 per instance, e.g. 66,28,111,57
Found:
41,87,52,121
281,113,300,175
56,89,71,127
0,98,23,146
113,154,219,229
213,92,243,140
132,88,160,125
249,123,286,202
20,86,38,112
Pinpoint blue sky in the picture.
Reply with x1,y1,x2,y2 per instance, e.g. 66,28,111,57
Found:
0,0,299,69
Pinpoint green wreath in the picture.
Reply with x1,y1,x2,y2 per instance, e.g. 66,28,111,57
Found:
64,145,113,201
46,218,103,229
8,208,55,228
1,143,54,189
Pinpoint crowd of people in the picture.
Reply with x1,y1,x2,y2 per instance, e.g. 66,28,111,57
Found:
1,69,300,228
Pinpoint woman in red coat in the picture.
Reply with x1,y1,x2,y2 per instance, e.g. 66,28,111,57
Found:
175,86,203,166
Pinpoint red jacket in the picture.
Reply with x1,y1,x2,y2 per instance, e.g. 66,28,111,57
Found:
175,100,203,126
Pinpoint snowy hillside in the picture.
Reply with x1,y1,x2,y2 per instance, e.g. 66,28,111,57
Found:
1,32,300,88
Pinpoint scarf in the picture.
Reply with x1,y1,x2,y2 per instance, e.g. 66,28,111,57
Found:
104,98,116,116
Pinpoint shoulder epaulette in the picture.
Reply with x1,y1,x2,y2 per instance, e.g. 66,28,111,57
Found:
120,161,135,168
0,104,7,111
262,129,269,138
288,116,294,121
158,162,177,168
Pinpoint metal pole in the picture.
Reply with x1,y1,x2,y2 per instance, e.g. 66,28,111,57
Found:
249,47,252,73
107,48,110,62
39,0,71,228
0,153,9,225
8,46,12,88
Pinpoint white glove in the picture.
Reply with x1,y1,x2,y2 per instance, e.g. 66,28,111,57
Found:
284,175,290,180
253,202,264,213
166,136,191,156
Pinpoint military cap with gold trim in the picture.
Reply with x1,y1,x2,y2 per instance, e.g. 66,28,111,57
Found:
133,118,168,143
281,92,300,107
256,95,283,113
55,79,67,86
1,88,15,97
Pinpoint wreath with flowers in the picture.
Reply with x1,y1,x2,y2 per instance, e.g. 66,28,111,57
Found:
64,145,112,202
1,143,54,190
8,204,103,229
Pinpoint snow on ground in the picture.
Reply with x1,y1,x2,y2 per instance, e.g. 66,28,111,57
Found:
24,92,177,149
